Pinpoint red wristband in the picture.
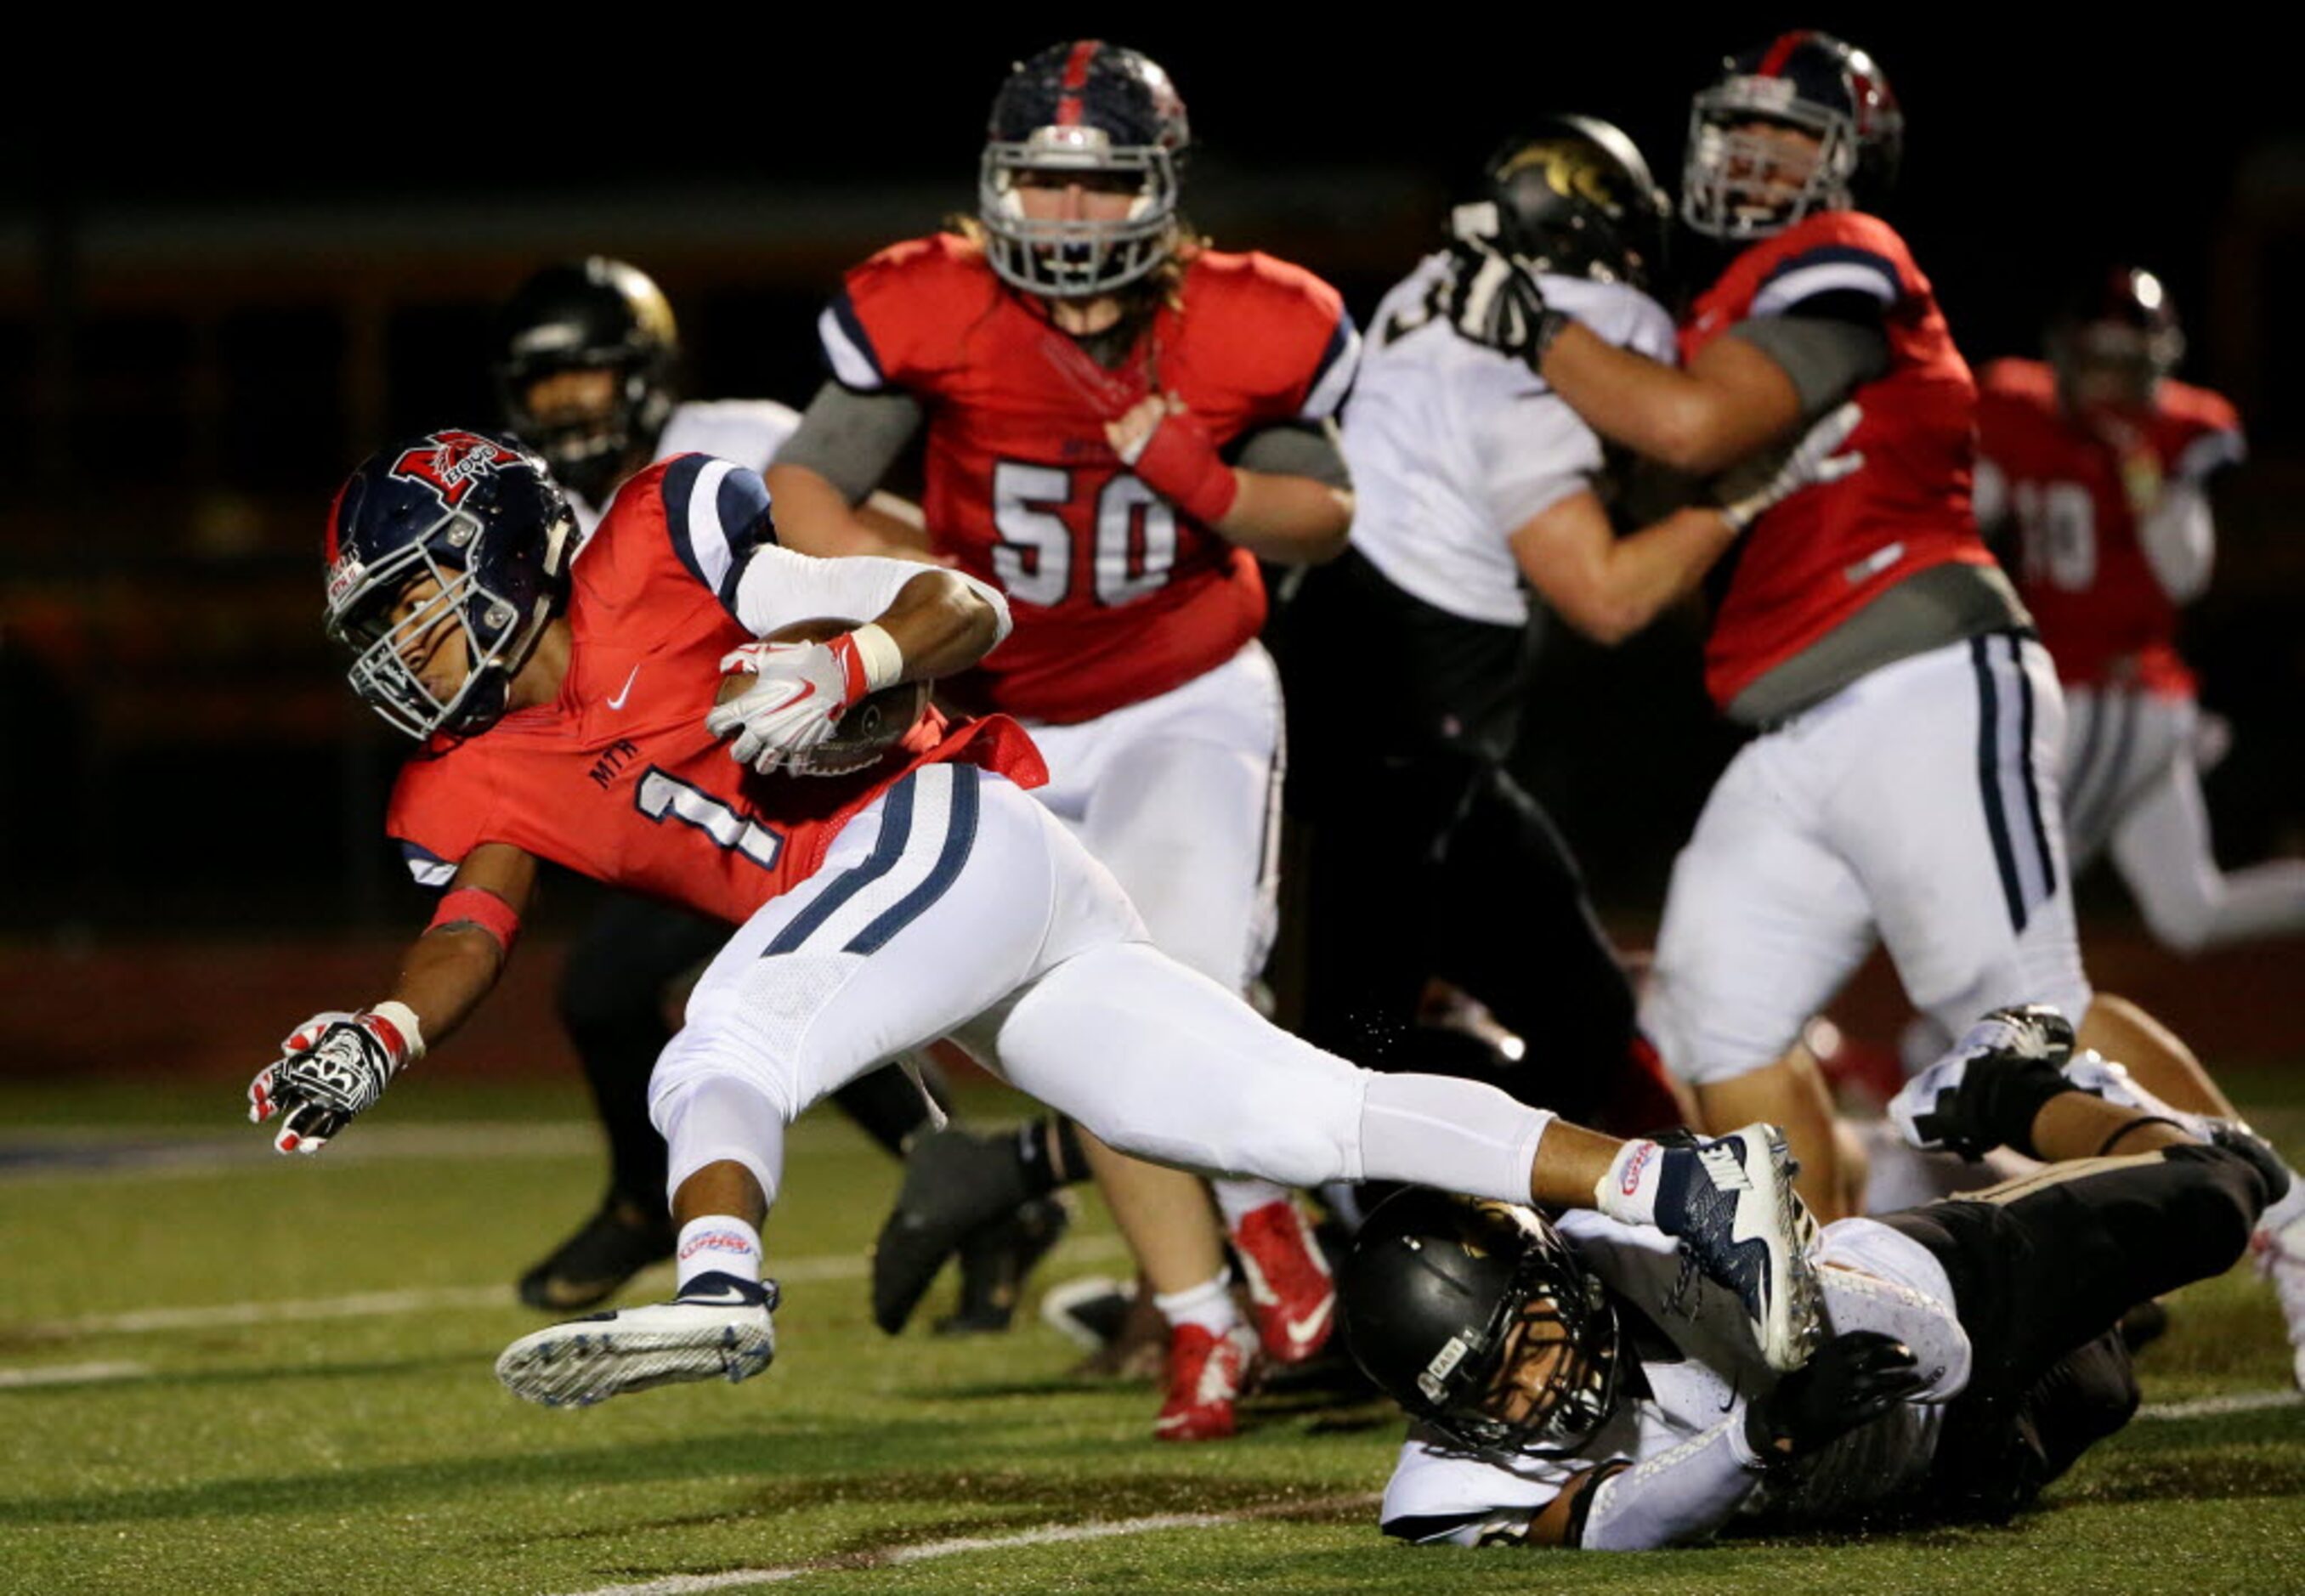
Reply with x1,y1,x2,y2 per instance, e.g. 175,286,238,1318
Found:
1131,409,1240,527
428,886,522,954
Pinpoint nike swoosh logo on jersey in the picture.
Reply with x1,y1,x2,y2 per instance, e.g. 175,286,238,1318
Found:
607,667,641,710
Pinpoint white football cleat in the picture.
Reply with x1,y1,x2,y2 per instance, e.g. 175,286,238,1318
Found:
1651,1123,1823,1373
2251,1213,2305,1395
496,1271,777,1408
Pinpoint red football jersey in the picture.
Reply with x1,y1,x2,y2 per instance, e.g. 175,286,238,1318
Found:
822,234,1358,723
386,455,1044,923
1979,358,2243,695
1681,212,1996,710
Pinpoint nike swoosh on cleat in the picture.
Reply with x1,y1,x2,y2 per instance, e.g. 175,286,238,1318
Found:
607,666,641,710
1283,1298,1334,1349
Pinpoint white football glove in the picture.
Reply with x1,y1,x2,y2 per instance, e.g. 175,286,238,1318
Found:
1717,401,1867,532
247,1004,422,1155
706,636,870,775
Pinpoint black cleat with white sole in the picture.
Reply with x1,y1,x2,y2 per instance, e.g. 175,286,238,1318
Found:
1652,1124,1825,1373
496,1271,778,1408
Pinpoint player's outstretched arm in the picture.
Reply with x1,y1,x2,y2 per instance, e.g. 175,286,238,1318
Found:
1510,489,1737,646
246,844,535,1154
1542,321,1804,477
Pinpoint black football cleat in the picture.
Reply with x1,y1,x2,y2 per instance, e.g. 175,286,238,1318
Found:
517,1198,677,1313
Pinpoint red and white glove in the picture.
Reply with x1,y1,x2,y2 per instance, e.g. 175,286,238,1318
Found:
1111,394,1240,528
247,1003,424,1155
708,625,899,775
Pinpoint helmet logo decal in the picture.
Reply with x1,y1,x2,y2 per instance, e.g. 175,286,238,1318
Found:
1497,141,1617,210
390,430,519,511
1418,1336,1471,1404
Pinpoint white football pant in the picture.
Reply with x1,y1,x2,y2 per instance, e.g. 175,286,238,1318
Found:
1643,633,2094,1088
648,764,1550,1219
2064,686,2305,954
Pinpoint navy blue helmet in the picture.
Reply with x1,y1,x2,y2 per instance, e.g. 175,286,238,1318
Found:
494,258,679,506
1339,1190,1622,1455
978,40,1191,297
1683,31,1904,241
324,429,575,740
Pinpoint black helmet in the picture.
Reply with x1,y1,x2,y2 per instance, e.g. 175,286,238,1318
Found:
493,258,679,504
978,40,1191,298
1683,31,1904,241
1339,1190,1621,1454
1458,116,1669,291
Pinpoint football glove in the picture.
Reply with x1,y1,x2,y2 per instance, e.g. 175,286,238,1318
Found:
247,1005,422,1155
1112,395,1239,528
708,636,871,775
1444,216,1572,371
1715,401,1866,532
1743,1330,1926,1465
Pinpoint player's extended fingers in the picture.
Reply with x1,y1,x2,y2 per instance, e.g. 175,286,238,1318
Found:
275,1102,336,1156
248,1067,279,1124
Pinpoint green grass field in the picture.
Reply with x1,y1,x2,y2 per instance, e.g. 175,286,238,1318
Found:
3,1075,2301,1596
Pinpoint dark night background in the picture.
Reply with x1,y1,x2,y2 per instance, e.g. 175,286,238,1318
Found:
2,19,2300,945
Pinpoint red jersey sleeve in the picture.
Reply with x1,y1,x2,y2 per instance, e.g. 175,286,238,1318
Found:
1177,251,1360,424
386,750,497,886
818,235,1000,395
580,455,779,636
2155,378,2246,481
1744,211,1915,322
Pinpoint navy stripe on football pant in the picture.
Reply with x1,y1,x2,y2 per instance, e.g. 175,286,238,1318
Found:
2064,688,2112,849
2009,636,2059,903
2080,692,2142,858
846,763,982,954
762,772,919,955
1973,635,2059,933
1974,635,2030,932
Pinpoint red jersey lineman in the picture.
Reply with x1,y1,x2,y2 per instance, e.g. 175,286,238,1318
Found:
1974,269,2305,954
1470,31,2137,1220
768,41,1360,1438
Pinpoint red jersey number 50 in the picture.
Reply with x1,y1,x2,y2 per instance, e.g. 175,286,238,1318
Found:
992,460,1179,608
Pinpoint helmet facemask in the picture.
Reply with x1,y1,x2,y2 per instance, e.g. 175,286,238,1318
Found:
979,124,1181,298
328,507,560,741
1682,81,1856,242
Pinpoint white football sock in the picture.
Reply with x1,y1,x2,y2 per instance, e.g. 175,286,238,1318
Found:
675,1217,762,1293
1212,1177,1291,1231
1153,1271,1240,1336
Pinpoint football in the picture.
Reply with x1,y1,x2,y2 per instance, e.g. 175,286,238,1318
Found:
717,615,929,776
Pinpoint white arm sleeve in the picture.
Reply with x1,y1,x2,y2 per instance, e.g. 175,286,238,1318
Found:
2138,476,2215,605
1577,1413,1770,1550
730,542,1012,648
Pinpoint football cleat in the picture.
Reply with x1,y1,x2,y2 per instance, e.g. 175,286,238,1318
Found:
1153,1322,1259,1442
1888,1005,2076,1157
1230,1199,1338,1366
1040,1275,1134,1354
935,1193,1073,1336
1652,1124,1824,1373
495,1271,777,1408
871,1128,1033,1335
2251,1210,2305,1394
517,1199,677,1312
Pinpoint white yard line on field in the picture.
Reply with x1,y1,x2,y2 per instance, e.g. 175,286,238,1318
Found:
553,1495,1379,1596
2136,1389,2304,1420
0,1360,148,1388
3,1234,1129,1344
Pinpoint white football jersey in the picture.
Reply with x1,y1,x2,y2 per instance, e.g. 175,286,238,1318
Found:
1379,1214,1968,1543
569,399,801,536
1341,257,1679,627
